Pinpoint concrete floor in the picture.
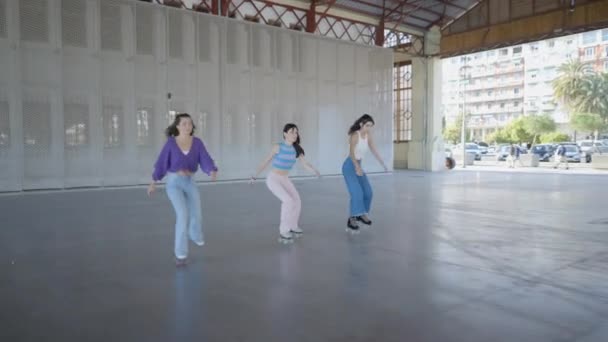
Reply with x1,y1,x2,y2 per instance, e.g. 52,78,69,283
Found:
1,171,608,342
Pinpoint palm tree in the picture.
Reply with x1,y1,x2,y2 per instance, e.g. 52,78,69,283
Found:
553,60,594,114
576,73,608,120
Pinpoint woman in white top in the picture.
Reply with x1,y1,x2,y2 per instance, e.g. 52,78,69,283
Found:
342,114,388,232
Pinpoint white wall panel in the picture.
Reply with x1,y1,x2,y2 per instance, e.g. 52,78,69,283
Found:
0,0,393,191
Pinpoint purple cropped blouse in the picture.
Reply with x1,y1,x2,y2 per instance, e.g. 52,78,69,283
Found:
152,137,218,181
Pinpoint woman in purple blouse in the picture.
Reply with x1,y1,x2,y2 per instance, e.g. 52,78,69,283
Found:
148,113,218,266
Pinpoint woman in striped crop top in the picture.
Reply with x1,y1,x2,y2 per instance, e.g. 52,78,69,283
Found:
147,113,218,266
250,123,321,243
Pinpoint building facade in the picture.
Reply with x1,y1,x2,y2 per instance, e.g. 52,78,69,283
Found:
442,29,597,143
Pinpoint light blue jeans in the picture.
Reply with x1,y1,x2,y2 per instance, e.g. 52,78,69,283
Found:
342,158,373,217
166,173,204,259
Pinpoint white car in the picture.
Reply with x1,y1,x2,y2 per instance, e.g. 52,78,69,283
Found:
455,143,482,161
578,140,608,163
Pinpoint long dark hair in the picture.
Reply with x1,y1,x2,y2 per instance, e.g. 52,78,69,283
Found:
348,114,375,135
165,113,195,137
283,123,305,158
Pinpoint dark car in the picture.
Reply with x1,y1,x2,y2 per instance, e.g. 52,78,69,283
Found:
530,144,556,162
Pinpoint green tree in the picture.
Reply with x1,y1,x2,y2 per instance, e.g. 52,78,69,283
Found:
553,60,593,114
487,128,511,144
540,132,570,143
487,117,535,144
443,113,470,144
522,115,556,146
505,117,534,144
575,73,608,120
570,112,606,140
553,60,608,138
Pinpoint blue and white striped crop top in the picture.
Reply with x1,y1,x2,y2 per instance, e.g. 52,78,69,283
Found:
272,142,297,171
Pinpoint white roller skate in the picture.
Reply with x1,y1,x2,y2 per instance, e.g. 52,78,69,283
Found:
278,232,294,244
290,227,303,238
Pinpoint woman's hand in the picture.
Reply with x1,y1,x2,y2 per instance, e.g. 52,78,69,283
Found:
210,171,217,182
355,165,363,176
147,183,156,197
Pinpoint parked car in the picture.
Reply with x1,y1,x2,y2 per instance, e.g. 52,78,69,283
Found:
454,143,482,160
555,143,582,163
530,144,556,162
476,141,489,154
495,144,511,161
465,143,482,160
578,140,607,163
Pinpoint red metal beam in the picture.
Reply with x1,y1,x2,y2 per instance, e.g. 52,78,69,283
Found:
386,0,430,31
315,0,338,26
221,0,229,16
306,0,317,33
375,0,386,46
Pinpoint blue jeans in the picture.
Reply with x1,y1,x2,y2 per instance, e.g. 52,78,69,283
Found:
166,173,204,259
342,158,373,217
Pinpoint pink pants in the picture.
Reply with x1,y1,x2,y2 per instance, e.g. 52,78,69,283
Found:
266,172,301,235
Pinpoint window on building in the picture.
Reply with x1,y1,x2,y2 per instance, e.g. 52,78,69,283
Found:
487,50,495,57
530,43,539,52
136,108,154,146
603,29,608,41
393,62,412,142
547,40,555,48
583,31,597,45
512,46,522,54
64,103,89,147
604,46,608,57
514,101,520,107
604,60,608,71
565,53,572,60
514,88,520,94
567,39,573,45
0,102,8,147
500,103,505,108
499,49,508,56
487,90,493,96
585,47,595,60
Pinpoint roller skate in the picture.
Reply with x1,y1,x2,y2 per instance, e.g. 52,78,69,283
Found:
346,217,360,234
290,227,303,238
175,257,188,267
278,232,294,244
356,215,372,226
